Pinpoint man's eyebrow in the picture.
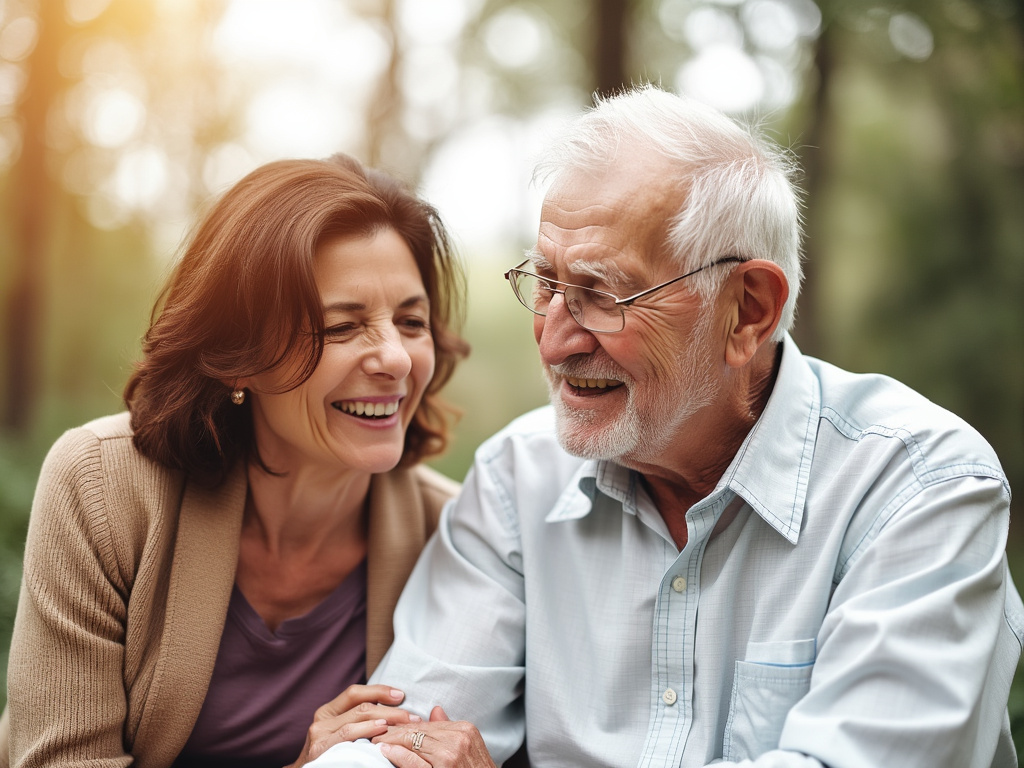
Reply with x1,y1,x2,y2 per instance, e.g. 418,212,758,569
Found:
568,259,631,286
524,248,631,287
523,247,552,271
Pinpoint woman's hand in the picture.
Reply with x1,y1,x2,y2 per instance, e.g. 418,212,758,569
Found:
372,706,497,768
287,684,422,767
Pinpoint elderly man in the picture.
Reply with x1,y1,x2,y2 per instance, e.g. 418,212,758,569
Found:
312,86,1022,768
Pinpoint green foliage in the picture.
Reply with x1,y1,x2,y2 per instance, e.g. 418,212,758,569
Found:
0,437,39,711
429,251,549,481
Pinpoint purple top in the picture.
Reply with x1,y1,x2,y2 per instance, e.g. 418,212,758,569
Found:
174,560,368,768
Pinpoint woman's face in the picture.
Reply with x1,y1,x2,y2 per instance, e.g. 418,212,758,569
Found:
244,228,436,475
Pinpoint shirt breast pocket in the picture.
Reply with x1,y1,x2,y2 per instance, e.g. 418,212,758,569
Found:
723,638,816,762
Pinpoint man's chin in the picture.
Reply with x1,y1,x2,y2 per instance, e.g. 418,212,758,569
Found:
552,403,632,461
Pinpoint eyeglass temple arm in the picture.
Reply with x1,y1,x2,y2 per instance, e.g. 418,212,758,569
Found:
613,256,746,306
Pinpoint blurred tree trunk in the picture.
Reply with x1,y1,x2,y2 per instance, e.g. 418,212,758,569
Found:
367,0,400,170
3,3,69,432
791,16,836,358
593,0,629,98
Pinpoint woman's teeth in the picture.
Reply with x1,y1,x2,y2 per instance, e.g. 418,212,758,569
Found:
335,400,399,417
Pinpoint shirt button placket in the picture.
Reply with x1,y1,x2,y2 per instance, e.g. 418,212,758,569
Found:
663,574,686,709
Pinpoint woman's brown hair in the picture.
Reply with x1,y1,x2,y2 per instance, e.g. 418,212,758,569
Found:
124,154,469,483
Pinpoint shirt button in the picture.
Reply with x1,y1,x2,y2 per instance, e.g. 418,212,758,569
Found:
662,688,677,706
671,575,687,592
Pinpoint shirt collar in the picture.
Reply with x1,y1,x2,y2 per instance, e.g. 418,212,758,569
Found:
543,334,821,543
545,460,603,523
717,334,820,543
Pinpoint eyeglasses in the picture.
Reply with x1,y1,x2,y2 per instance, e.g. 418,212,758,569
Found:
503,256,745,333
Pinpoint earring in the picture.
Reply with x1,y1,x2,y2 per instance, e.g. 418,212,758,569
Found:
230,389,246,405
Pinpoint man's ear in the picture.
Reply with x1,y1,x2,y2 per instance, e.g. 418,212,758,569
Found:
723,259,789,368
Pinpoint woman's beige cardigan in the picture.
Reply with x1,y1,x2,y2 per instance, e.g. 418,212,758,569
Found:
1,412,458,768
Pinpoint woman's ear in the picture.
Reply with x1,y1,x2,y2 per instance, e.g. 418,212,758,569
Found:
723,259,789,368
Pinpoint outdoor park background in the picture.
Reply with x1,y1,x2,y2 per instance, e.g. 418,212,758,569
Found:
0,0,1022,756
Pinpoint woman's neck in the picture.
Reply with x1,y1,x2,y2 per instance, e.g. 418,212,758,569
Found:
243,462,371,556
237,463,372,631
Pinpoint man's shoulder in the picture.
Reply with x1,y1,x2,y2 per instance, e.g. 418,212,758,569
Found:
808,357,1006,483
501,404,558,436
472,405,589,494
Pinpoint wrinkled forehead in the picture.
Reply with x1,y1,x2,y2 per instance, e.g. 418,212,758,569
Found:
538,151,683,277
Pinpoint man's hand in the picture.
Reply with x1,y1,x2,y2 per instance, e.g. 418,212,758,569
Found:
373,705,497,768
286,684,422,767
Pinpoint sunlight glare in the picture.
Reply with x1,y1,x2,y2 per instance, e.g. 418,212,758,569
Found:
743,0,799,51
889,13,933,61
66,0,114,26
484,7,544,70
684,6,743,51
246,81,360,158
0,61,24,112
398,0,469,45
83,87,146,148
402,46,459,108
202,142,255,194
215,0,350,61
0,15,38,62
422,118,534,255
658,0,692,42
785,0,822,37
113,145,168,210
756,54,797,110
215,0,386,162
0,121,20,170
677,44,764,114
86,193,131,230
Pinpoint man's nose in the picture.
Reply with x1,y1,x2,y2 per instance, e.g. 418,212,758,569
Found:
535,292,598,364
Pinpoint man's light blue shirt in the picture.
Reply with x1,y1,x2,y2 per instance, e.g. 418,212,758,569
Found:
316,336,1023,767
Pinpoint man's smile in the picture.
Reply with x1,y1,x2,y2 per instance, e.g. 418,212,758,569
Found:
564,375,624,394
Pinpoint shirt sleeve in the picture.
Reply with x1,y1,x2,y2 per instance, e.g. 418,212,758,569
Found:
368,446,528,764
7,428,134,767
306,740,393,767
724,474,1021,768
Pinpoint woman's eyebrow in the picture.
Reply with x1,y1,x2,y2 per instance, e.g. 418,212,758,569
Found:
322,295,428,314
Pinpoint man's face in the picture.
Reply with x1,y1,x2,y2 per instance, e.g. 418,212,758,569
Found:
532,158,724,467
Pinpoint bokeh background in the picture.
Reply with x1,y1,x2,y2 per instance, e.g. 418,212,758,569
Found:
1,0,1022,754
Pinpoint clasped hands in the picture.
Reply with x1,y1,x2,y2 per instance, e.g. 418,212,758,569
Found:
287,684,496,768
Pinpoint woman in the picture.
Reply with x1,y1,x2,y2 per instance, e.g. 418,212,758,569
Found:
2,154,469,768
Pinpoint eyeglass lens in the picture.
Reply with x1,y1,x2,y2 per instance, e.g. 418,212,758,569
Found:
512,271,623,333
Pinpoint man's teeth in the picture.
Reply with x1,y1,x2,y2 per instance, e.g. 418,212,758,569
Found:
336,401,399,417
566,376,617,389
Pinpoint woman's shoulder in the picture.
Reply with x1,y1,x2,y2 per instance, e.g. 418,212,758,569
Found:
39,411,185,527
46,411,134,460
43,412,165,479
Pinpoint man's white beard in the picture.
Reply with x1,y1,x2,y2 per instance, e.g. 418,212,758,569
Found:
544,311,719,462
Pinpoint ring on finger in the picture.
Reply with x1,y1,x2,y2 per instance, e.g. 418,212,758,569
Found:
411,731,425,751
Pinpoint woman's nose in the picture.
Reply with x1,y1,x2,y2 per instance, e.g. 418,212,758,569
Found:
363,327,413,378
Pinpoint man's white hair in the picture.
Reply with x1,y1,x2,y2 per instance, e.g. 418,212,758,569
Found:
534,84,804,340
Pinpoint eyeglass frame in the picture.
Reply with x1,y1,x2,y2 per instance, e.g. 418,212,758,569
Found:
503,255,747,333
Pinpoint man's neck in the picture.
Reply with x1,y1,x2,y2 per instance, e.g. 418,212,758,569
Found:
631,341,783,549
